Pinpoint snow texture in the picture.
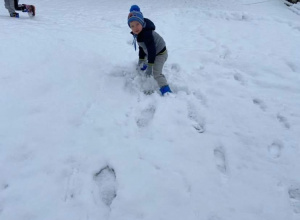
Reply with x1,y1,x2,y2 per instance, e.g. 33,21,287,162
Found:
1,0,300,219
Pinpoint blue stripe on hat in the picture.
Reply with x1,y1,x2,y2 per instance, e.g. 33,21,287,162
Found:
128,11,144,27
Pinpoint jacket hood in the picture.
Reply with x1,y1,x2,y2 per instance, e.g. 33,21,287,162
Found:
143,18,155,31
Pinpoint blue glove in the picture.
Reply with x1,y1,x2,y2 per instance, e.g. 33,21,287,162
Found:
145,64,153,77
141,63,147,71
160,85,172,96
138,59,147,70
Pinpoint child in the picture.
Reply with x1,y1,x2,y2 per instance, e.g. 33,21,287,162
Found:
4,0,35,17
128,5,172,96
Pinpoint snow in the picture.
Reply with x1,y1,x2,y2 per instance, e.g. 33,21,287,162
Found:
1,0,300,219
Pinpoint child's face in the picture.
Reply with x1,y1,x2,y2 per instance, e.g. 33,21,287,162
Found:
130,21,143,35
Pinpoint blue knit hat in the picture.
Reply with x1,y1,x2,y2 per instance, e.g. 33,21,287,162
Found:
128,5,145,27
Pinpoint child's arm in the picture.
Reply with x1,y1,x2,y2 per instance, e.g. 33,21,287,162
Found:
138,46,146,60
144,32,156,64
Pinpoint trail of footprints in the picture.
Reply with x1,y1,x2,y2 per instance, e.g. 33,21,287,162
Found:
252,98,291,129
60,165,117,208
212,144,300,214
135,101,206,133
78,162,300,215
59,66,298,214
51,165,118,209
234,71,298,214
252,96,291,129
134,93,206,134
232,69,292,130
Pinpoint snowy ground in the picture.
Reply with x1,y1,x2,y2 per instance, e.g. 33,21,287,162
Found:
1,0,300,219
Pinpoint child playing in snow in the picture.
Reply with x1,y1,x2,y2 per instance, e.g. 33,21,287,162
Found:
4,0,35,17
128,5,172,96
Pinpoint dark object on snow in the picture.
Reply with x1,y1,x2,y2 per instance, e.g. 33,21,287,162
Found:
10,12,19,17
5,1,35,17
286,0,299,3
160,85,172,96
23,4,35,17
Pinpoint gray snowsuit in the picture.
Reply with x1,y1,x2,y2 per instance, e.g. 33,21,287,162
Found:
134,18,169,88
4,0,24,13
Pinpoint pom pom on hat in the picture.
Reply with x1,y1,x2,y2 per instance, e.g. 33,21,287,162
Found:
128,5,145,27
130,5,140,12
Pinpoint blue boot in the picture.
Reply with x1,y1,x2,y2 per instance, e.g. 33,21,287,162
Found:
10,12,19,18
160,85,172,96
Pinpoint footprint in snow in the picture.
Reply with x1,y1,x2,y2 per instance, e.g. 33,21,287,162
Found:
192,90,208,107
136,105,156,128
288,185,300,214
214,146,229,184
94,166,117,207
277,114,290,129
252,98,267,111
219,45,231,59
268,141,283,159
163,63,181,76
187,102,205,133
0,184,7,215
208,215,222,220
63,168,82,202
233,72,244,84
1,183,8,190
285,61,298,73
171,63,181,72
214,146,227,175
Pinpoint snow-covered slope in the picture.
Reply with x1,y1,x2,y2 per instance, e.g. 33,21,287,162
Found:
1,0,300,219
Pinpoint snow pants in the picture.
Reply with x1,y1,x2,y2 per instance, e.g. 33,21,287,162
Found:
4,0,24,13
153,50,168,88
